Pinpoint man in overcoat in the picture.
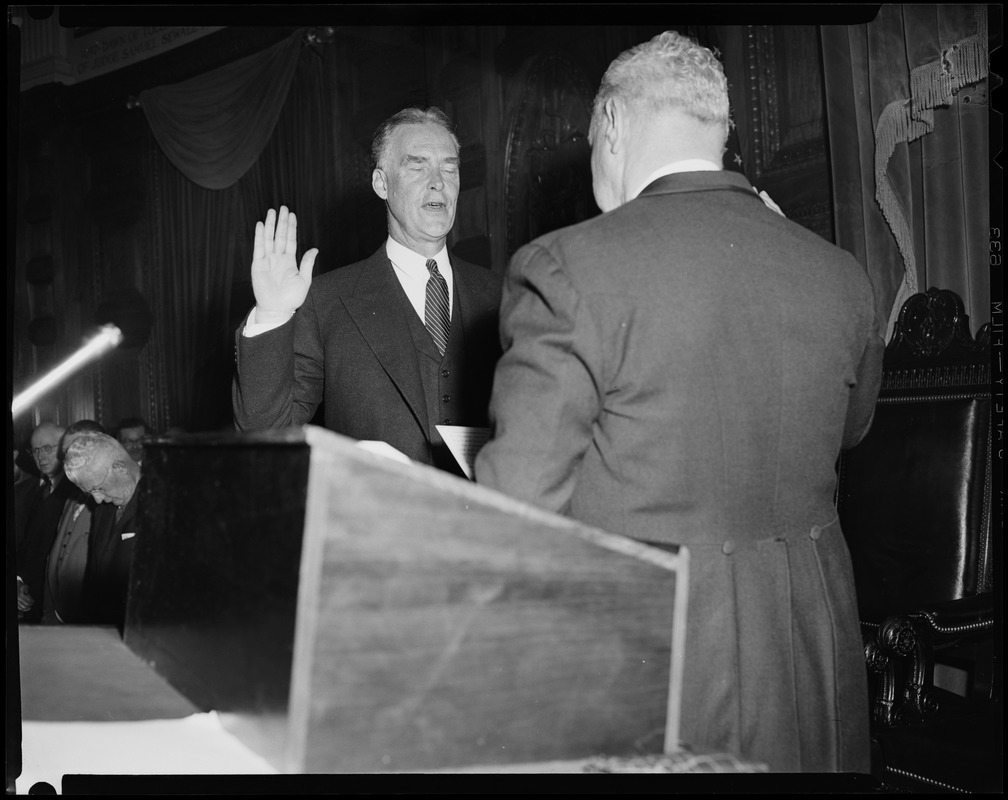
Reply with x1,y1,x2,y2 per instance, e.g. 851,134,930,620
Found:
475,31,885,772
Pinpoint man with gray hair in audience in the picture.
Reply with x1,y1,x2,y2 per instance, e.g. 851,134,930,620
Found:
63,431,142,632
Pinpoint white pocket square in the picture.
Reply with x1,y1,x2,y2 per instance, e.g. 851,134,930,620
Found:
121,532,136,540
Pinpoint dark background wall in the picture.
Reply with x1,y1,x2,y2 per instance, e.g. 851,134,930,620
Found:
10,9,836,447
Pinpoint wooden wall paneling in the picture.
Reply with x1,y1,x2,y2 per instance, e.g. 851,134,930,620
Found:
332,27,431,267
501,49,597,261
430,26,499,270
740,25,834,241
477,26,508,277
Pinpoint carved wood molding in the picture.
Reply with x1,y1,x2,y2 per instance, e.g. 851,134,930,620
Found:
744,25,827,181
503,52,597,258
885,287,991,369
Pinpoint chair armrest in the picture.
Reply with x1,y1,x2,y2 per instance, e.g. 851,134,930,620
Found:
868,593,994,724
907,593,994,645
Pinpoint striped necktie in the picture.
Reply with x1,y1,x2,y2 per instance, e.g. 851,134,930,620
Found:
424,258,451,356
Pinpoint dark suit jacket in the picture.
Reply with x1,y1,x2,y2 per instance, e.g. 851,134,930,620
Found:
16,475,76,623
85,485,140,630
475,169,885,773
233,245,501,466
13,477,42,555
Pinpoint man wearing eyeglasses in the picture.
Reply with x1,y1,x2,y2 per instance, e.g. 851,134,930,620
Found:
15,422,72,623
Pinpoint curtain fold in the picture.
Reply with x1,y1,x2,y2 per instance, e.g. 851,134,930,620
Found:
821,5,990,340
139,30,305,191
144,41,341,431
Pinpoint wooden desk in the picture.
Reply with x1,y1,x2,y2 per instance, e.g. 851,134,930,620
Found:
15,625,276,793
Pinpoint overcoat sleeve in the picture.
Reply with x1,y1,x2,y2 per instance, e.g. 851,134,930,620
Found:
474,242,603,513
841,285,885,449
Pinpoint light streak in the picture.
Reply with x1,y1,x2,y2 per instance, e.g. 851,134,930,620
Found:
12,324,124,418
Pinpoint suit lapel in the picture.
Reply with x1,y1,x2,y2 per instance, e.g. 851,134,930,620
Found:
340,249,430,435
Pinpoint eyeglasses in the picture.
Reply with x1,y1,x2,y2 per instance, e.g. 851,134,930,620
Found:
31,445,56,457
82,466,114,497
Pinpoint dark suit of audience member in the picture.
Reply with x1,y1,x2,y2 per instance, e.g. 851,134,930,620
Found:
475,31,885,773
38,419,109,624
16,421,69,623
85,483,140,629
40,483,96,624
13,472,42,557
233,107,501,474
17,476,74,623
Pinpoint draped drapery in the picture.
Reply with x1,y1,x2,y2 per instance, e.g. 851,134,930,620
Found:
139,31,304,191
143,33,342,431
821,5,990,341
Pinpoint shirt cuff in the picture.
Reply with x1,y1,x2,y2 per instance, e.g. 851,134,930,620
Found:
242,307,293,337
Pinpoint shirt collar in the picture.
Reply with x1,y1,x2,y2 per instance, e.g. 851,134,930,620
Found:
385,237,450,279
628,159,723,201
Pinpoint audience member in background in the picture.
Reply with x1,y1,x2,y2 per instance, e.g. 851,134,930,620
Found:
17,422,74,622
63,431,142,632
40,420,107,625
13,447,27,485
114,417,151,466
13,446,39,554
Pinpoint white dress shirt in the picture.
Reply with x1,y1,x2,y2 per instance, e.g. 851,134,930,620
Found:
385,237,453,323
627,158,723,202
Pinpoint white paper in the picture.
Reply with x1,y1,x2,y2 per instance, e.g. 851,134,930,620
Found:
436,425,491,480
18,711,277,792
354,440,412,465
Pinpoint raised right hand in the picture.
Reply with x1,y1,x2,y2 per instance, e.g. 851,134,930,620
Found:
250,206,319,324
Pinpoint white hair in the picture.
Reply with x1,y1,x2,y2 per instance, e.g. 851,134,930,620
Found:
592,30,730,144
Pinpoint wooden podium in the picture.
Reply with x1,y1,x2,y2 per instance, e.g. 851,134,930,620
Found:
123,426,689,773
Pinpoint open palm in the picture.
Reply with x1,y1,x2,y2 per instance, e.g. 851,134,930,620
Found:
250,205,318,322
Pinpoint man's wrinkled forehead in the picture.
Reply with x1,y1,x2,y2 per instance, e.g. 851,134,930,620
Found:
394,123,458,156
32,427,62,447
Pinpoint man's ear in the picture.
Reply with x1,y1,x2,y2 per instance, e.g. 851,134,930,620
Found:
603,97,623,154
372,168,388,200
111,460,128,474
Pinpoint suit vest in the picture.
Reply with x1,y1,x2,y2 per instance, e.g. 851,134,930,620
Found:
399,283,470,475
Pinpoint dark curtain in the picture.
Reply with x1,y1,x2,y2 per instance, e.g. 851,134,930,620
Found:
142,32,342,431
139,32,303,191
821,5,990,341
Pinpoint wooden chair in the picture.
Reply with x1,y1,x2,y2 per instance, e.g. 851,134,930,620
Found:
835,286,999,792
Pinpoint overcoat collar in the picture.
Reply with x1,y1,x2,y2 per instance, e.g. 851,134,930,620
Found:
637,169,762,204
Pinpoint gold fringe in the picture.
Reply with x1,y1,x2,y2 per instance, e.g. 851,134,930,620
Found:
874,5,987,328
909,5,988,123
